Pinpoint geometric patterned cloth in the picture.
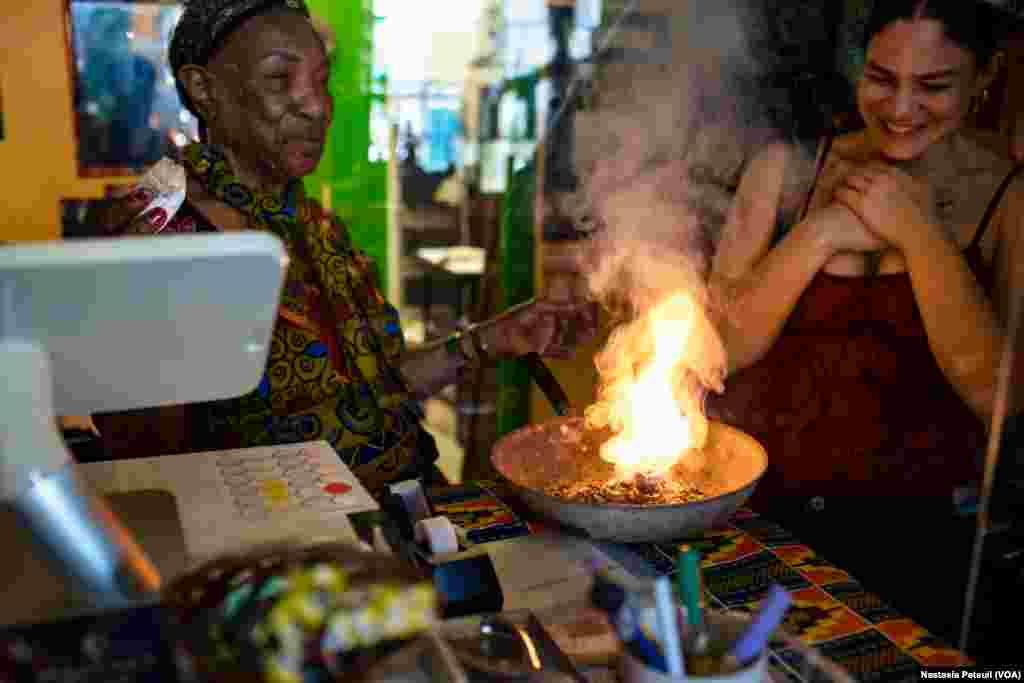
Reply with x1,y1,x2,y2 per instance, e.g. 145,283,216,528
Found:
425,482,973,682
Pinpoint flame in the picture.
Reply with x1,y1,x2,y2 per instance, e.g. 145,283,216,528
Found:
585,290,725,479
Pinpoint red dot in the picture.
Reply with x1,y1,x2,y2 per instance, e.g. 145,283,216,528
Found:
324,482,351,495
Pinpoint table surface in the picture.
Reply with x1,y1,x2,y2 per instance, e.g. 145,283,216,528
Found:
0,449,975,682
0,444,372,628
423,480,973,682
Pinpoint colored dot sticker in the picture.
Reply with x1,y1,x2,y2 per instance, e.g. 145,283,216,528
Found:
260,480,290,503
323,482,351,496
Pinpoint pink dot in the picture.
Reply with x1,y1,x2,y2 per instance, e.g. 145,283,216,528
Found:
323,482,351,495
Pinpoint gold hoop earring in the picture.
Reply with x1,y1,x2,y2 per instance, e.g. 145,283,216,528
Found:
970,89,990,116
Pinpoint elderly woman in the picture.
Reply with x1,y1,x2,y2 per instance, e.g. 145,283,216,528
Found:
708,0,1021,653
89,0,595,494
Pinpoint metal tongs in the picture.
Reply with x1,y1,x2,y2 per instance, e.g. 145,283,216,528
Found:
489,297,574,417
524,352,572,417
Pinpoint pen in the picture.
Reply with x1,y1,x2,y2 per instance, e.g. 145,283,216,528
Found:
728,584,792,666
590,568,668,672
677,546,708,654
655,574,686,677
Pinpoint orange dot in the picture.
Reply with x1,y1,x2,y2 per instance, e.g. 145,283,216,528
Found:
324,482,351,495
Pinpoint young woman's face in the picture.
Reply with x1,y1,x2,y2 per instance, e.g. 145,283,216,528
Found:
857,18,984,161
209,12,333,182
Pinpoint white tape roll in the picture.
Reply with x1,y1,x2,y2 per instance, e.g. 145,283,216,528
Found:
389,479,431,522
414,516,459,555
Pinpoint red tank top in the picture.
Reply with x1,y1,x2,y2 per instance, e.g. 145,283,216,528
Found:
707,151,1023,505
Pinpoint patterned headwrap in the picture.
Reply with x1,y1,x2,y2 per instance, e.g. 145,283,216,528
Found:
169,0,311,118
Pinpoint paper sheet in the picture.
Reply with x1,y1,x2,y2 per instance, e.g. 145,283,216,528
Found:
81,440,378,565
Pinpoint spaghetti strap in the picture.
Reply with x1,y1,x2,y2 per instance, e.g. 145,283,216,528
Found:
798,133,835,223
969,163,1024,251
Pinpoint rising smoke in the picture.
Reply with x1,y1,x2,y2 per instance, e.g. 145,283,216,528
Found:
571,0,832,430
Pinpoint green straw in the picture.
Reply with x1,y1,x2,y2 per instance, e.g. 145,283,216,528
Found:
677,546,704,629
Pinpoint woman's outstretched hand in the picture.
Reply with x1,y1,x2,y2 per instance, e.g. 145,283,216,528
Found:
482,298,600,360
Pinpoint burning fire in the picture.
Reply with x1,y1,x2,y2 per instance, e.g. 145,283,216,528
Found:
584,290,726,480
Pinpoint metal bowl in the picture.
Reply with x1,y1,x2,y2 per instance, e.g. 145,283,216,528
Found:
491,417,768,543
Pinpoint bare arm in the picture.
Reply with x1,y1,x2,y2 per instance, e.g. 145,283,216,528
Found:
898,178,1024,421
834,161,1024,422
710,145,836,374
995,183,1024,415
396,332,479,401
904,237,1004,419
397,299,597,400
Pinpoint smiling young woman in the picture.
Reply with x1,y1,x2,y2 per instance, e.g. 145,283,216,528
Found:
706,0,1022,658
856,11,996,162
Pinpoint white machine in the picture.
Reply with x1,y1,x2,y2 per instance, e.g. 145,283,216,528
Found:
0,232,287,610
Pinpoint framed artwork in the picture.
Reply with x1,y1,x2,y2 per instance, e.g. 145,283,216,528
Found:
67,1,198,177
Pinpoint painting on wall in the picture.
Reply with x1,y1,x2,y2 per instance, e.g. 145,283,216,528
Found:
68,1,197,177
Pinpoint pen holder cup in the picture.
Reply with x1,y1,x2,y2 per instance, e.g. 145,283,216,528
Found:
621,610,770,683
621,649,767,683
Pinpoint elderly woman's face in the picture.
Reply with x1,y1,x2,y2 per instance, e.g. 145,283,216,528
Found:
208,11,332,181
856,18,982,161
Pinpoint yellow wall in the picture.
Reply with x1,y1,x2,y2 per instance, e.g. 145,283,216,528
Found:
0,2,137,243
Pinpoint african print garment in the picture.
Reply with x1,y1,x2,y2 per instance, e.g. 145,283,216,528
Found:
113,144,425,492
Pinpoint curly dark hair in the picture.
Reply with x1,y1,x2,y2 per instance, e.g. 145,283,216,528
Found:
862,0,1014,69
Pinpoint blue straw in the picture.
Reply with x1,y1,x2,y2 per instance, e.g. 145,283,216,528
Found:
729,584,792,665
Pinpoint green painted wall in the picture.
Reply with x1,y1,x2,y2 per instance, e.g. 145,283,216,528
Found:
304,0,389,291
496,158,537,437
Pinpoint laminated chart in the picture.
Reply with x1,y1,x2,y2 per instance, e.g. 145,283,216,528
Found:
76,441,378,569
214,442,377,519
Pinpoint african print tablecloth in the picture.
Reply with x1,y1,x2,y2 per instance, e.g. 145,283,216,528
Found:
425,481,972,682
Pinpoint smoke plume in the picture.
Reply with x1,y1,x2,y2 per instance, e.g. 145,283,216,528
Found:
572,0,830,440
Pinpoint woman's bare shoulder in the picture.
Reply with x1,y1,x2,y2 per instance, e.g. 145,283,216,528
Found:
947,131,1012,176
830,129,873,162
750,133,862,187
734,142,794,194
746,140,793,168
960,130,1016,173
952,134,1018,214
